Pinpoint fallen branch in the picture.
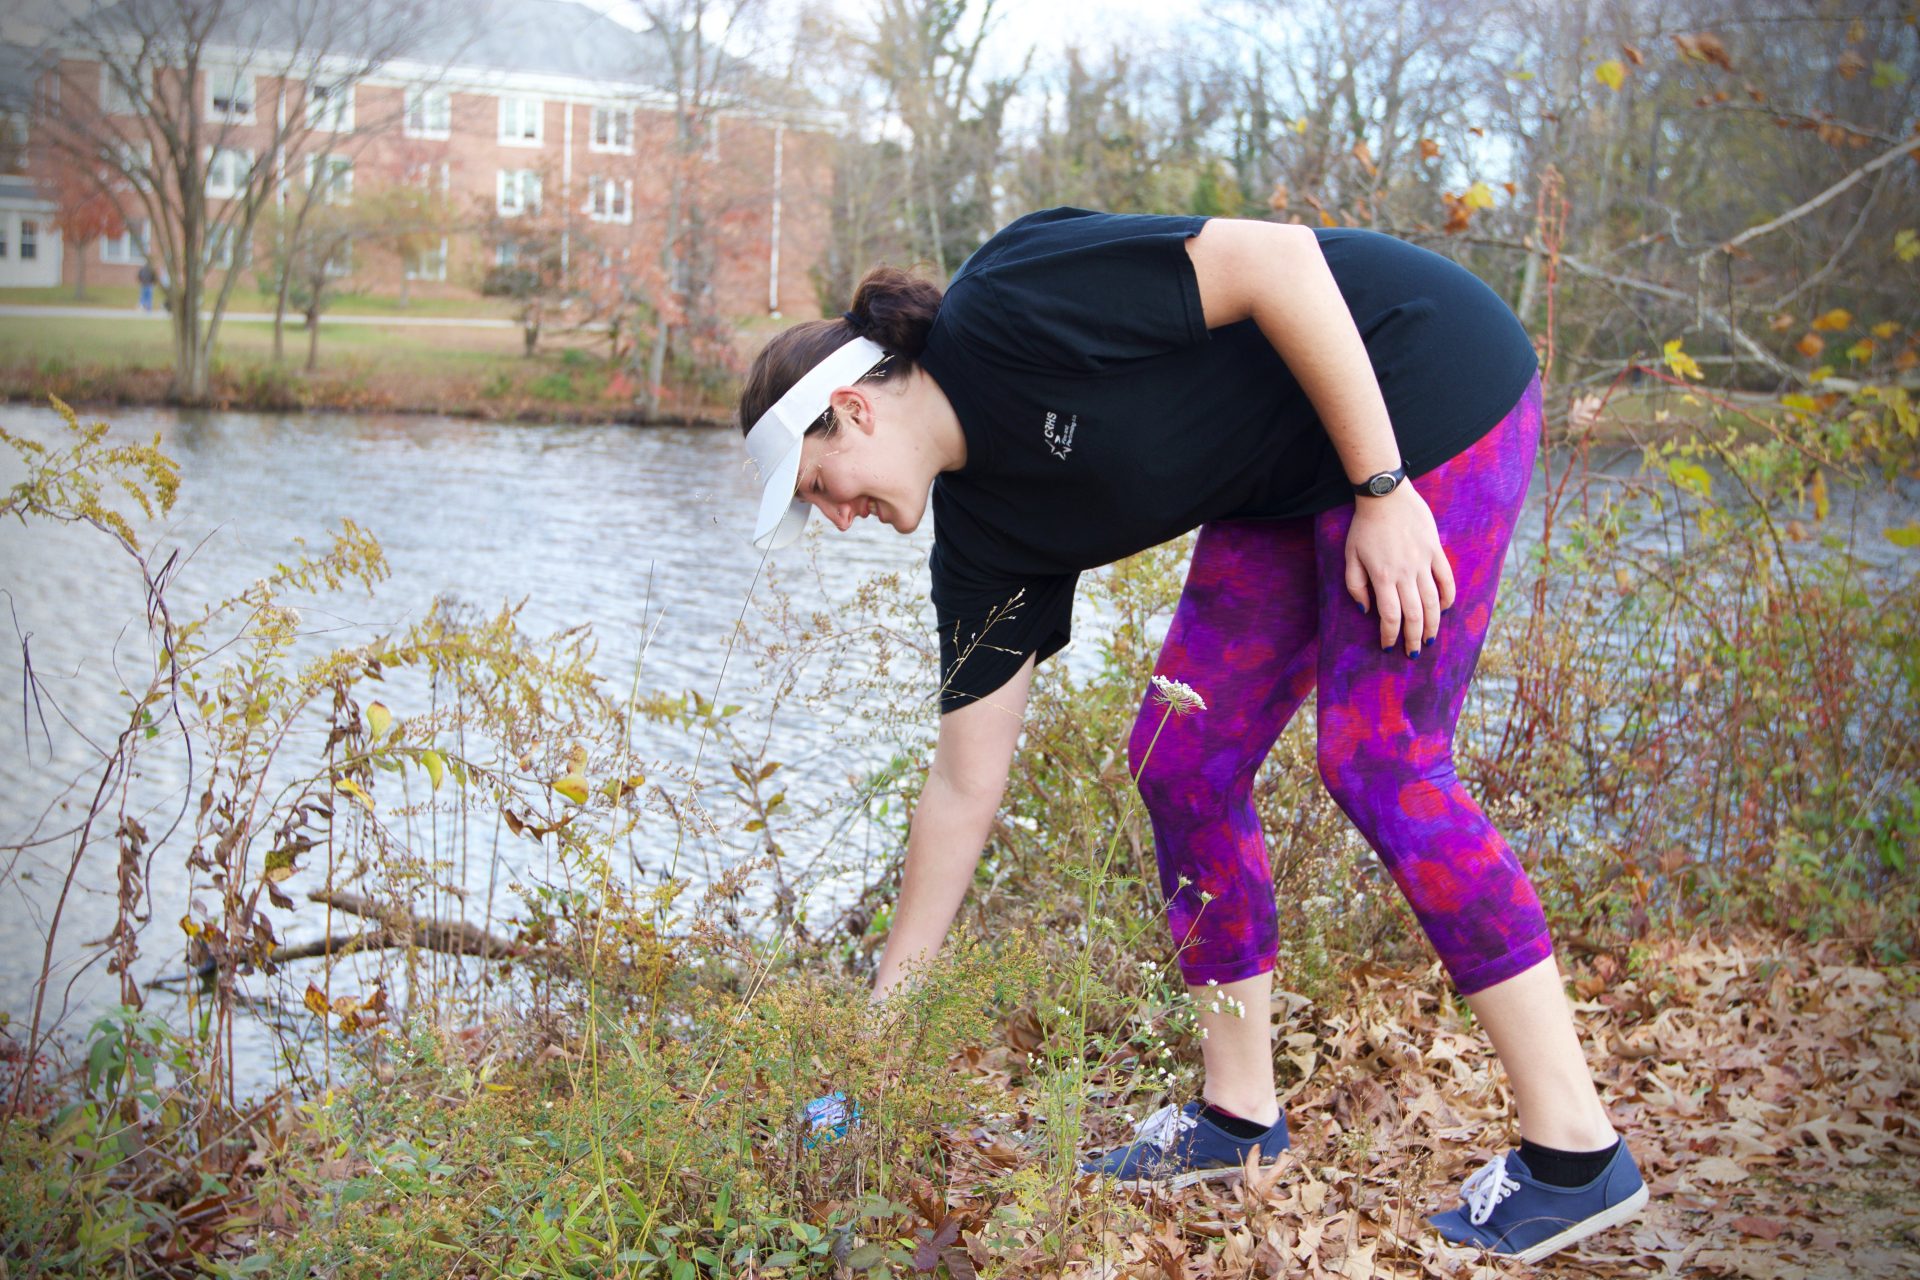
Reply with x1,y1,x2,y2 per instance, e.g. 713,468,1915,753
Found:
309,889,520,959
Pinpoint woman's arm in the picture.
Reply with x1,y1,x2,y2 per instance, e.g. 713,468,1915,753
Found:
1186,218,1457,656
869,653,1036,1003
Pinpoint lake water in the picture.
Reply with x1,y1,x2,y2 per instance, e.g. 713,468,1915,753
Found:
1,403,1909,1100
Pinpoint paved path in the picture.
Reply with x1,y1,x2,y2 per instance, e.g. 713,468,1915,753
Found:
0,303,516,328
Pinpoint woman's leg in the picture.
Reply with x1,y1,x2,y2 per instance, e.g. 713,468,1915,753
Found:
1311,375,1614,1150
1130,517,1320,1125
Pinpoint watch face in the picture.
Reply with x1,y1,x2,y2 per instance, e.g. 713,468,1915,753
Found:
1368,474,1397,496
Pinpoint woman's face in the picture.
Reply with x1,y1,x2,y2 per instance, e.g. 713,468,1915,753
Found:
793,384,931,536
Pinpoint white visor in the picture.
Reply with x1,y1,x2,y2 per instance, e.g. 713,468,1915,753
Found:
744,336,888,551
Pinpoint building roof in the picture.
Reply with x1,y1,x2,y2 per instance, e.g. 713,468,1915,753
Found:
400,0,674,87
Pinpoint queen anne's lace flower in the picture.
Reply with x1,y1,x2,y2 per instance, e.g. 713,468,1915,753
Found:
1150,675,1208,715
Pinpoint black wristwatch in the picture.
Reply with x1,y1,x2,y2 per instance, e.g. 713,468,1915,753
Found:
1352,464,1407,497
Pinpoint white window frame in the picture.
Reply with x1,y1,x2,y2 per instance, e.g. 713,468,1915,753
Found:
585,174,632,224
100,66,140,115
404,85,451,139
306,79,354,133
304,155,354,205
405,236,449,281
497,95,542,146
495,168,540,216
589,104,633,154
407,159,451,192
102,218,148,264
205,146,252,199
18,218,38,260
207,64,256,124
1,110,28,169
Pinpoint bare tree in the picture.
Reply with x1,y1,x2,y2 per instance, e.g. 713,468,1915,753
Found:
865,0,1026,275
20,0,466,403
623,0,774,417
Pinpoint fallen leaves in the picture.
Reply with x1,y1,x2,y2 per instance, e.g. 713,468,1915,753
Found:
930,930,1920,1278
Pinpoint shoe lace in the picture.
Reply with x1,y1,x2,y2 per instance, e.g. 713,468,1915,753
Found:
1460,1153,1522,1226
1134,1103,1198,1151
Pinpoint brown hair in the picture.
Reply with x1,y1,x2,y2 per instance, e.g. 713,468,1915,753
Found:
737,266,945,437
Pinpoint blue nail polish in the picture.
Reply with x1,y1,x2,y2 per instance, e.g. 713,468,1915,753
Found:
1409,649,1420,660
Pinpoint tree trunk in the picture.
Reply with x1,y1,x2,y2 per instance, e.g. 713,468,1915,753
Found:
272,264,293,362
306,305,322,371
72,241,88,300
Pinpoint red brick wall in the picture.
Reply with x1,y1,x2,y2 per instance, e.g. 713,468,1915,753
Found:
32,56,834,319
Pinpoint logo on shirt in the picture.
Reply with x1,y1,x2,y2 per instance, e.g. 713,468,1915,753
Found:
1042,410,1077,460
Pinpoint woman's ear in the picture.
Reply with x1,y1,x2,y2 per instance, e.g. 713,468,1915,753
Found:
828,386,875,434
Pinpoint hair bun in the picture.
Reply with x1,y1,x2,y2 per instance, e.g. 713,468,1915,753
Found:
846,267,942,360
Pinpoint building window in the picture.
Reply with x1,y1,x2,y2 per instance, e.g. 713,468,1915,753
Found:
306,156,354,204
208,65,255,122
306,80,354,132
585,175,632,224
205,223,249,270
406,237,448,281
495,240,518,268
407,159,451,192
206,146,252,198
1,111,27,170
0,219,8,258
590,105,632,153
102,219,148,264
404,85,451,138
100,66,140,115
498,96,542,145
496,168,540,215
324,244,353,278
18,219,36,260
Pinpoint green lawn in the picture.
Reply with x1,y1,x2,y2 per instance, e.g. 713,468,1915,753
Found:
0,283,517,320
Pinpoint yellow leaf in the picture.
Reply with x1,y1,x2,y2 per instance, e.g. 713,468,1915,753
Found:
1663,338,1704,380
1293,116,1308,135
1896,229,1919,263
1668,460,1713,499
180,914,201,938
1463,180,1496,210
1596,59,1626,90
1885,523,1920,548
1810,468,1830,522
366,701,392,740
1846,338,1874,362
335,776,373,811
1872,320,1900,338
1810,308,1852,331
1780,393,1818,414
554,772,589,805
1797,333,1826,359
421,748,445,791
303,983,331,1018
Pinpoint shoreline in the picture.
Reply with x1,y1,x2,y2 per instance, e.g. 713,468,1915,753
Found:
0,365,738,428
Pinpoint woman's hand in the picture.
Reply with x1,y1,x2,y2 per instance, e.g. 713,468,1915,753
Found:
1343,482,1456,656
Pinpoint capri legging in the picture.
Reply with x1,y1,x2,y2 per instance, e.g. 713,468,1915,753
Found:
1129,373,1550,995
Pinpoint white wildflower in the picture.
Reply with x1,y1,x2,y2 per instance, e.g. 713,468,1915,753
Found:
1150,675,1208,716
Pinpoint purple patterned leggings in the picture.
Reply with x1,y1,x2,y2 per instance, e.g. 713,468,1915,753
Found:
1130,374,1550,995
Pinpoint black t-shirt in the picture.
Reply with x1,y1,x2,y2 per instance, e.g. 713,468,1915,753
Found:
915,207,1538,715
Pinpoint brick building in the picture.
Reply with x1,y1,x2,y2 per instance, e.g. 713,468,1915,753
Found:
5,0,833,319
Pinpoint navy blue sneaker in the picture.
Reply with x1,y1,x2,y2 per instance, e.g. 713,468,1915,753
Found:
1428,1141,1649,1263
1078,1101,1290,1191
